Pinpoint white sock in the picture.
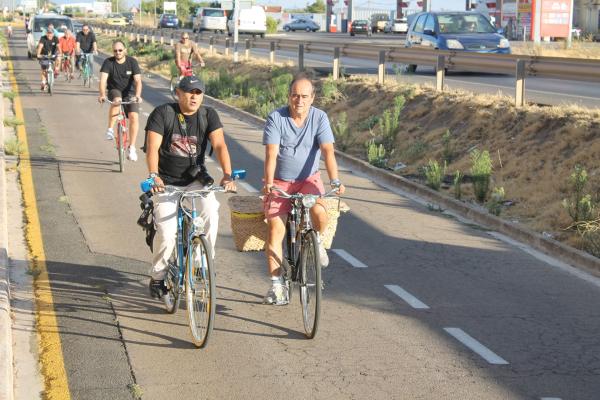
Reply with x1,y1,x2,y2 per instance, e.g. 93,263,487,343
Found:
271,276,283,286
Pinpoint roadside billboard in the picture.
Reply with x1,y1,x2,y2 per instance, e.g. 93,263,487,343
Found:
539,0,572,37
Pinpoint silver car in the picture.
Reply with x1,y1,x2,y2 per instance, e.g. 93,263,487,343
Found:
283,18,320,32
384,18,408,34
26,13,73,59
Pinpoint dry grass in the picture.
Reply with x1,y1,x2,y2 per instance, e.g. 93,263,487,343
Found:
511,40,600,59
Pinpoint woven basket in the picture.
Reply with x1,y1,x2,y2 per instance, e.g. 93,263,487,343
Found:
228,195,350,252
228,196,267,252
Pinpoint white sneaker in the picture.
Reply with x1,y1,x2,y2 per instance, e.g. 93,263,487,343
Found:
105,128,114,141
127,146,138,161
319,241,329,268
263,284,289,306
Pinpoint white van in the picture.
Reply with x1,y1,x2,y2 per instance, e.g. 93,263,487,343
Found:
27,13,73,59
227,6,267,38
193,8,227,33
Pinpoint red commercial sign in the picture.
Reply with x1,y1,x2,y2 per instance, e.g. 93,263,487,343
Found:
540,0,572,37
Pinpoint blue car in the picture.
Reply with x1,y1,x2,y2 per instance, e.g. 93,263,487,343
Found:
405,12,510,72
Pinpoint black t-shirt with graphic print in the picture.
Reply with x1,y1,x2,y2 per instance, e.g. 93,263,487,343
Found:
145,103,223,186
100,56,140,97
38,35,59,56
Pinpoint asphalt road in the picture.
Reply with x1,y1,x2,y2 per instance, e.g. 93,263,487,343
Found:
10,31,600,400
188,30,600,108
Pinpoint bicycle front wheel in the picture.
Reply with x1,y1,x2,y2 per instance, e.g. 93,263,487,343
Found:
186,235,215,348
164,248,180,314
169,76,178,100
300,230,322,339
117,124,125,172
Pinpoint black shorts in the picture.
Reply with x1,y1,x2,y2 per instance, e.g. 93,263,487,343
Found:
108,89,139,114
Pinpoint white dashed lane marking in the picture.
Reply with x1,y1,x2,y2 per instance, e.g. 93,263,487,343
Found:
384,285,430,309
444,328,509,365
331,249,368,268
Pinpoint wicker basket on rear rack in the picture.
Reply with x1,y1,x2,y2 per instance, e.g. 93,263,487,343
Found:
228,195,350,252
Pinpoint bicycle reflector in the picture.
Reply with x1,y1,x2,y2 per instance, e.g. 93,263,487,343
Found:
302,195,317,209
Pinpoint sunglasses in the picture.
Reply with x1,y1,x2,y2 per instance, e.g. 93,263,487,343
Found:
182,37,189,40
113,49,124,53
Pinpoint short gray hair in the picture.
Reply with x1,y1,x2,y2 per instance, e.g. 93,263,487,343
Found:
288,73,315,95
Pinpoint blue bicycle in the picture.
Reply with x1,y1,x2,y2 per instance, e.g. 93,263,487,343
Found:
141,169,246,348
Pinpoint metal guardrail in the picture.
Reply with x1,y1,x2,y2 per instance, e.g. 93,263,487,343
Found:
102,24,600,107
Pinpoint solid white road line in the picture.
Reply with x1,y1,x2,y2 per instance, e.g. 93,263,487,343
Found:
444,328,509,365
331,249,368,268
238,182,259,193
540,398,562,400
384,285,430,309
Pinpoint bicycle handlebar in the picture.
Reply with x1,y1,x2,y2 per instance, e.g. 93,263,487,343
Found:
270,185,341,199
105,98,139,105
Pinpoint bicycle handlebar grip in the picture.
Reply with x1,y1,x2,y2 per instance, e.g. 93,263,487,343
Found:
140,177,154,193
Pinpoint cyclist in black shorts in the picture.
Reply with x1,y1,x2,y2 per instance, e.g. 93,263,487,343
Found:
75,23,97,72
98,40,143,162
36,24,61,91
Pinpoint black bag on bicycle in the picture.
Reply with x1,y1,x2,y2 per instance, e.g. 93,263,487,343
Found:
137,192,156,252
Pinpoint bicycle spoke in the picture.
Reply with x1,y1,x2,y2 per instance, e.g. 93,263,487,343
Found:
186,236,215,348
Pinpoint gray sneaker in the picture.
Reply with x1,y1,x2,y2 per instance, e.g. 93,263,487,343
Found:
263,284,289,306
319,242,329,268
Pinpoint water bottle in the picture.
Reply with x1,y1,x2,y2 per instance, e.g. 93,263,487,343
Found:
140,177,154,193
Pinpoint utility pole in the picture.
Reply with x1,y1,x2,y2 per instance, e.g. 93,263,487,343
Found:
233,0,240,62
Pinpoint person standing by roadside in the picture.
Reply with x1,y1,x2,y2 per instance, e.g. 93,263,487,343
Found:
98,40,142,161
261,73,346,305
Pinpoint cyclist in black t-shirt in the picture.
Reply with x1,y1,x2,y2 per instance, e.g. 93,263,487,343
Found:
98,40,143,162
144,75,236,299
75,23,97,72
36,24,61,91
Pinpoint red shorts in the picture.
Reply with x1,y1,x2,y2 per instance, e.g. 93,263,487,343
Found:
264,172,325,219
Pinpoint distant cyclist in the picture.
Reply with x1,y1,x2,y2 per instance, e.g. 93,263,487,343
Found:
174,32,205,79
75,23,97,72
58,28,76,79
5,24,12,38
262,73,346,305
98,40,142,161
36,24,61,91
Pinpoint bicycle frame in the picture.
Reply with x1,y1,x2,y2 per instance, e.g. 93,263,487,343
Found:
105,98,137,172
81,53,93,87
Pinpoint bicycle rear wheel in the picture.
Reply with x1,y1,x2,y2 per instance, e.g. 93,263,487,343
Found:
299,230,321,339
164,249,181,314
117,123,125,172
186,235,215,348
47,72,53,95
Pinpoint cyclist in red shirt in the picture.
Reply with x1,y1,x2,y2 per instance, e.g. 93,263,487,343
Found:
58,29,76,80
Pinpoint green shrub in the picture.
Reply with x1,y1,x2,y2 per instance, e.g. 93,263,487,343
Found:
441,129,455,163
358,115,379,131
423,159,445,191
470,149,493,202
321,75,345,105
366,139,386,168
562,165,595,223
4,137,23,156
3,117,23,128
453,170,463,200
332,112,350,151
487,186,505,216
266,16,279,34
2,91,16,100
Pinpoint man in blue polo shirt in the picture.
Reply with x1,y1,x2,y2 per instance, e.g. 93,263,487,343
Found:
262,73,346,306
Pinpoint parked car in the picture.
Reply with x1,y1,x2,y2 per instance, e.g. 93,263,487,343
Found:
370,13,389,33
350,19,371,36
121,12,135,25
405,11,510,72
26,13,73,59
158,13,179,29
105,13,127,26
227,6,266,38
283,18,320,32
193,7,227,33
384,18,408,34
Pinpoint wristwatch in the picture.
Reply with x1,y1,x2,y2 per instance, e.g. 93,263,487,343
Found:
149,172,158,179
330,179,341,187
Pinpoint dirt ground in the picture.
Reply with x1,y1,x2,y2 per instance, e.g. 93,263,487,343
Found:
104,37,600,253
